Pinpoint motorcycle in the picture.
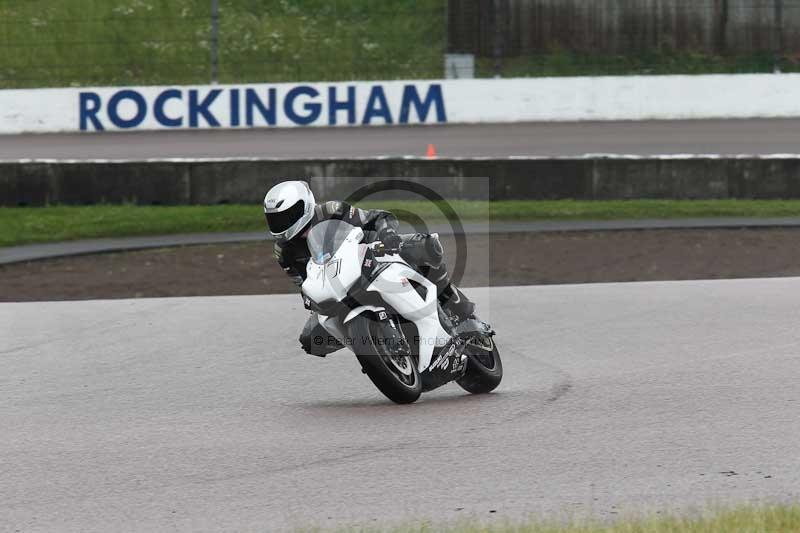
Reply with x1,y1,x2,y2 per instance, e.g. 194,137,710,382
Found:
300,219,502,404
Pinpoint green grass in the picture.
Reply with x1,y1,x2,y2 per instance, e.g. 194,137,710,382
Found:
315,504,800,532
0,204,261,247
1,1,793,89
475,199,800,221
0,0,445,88
5,200,800,248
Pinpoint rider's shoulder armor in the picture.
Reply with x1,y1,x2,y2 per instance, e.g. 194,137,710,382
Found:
316,200,344,219
315,201,362,225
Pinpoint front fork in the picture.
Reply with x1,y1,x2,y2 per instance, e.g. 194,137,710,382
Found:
378,311,467,393
383,314,413,359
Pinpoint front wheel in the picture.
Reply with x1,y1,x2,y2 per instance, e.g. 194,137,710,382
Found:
349,315,422,404
457,336,503,394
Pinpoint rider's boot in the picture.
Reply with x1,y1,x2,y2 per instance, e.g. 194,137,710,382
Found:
438,283,475,321
428,264,474,319
418,248,475,321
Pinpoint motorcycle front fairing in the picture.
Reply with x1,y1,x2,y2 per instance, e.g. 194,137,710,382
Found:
302,225,365,306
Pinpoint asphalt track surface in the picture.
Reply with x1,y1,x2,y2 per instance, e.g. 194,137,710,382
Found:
2,279,799,531
3,119,800,159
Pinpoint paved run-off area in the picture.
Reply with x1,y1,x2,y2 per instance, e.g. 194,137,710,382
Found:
1,280,798,531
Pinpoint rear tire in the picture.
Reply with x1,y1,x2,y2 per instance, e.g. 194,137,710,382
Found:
349,315,422,404
457,337,503,394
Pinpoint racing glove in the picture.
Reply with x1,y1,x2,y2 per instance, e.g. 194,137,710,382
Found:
379,228,402,250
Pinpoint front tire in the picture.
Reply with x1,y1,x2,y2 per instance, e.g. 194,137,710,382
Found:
457,336,503,394
349,315,422,404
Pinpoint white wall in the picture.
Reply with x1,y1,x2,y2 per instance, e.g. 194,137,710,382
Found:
2,74,800,135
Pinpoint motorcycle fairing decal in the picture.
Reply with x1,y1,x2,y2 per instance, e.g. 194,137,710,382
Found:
362,259,395,282
429,349,448,371
325,258,342,279
451,358,466,373
420,347,467,392
431,342,456,369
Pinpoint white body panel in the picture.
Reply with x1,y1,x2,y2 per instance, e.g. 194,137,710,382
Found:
364,262,451,372
343,305,386,324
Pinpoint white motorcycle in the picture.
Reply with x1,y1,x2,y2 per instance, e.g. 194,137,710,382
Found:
301,219,502,404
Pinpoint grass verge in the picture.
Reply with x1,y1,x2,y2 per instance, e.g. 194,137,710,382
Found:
0,0,444,89
5,200,800,247
1,1,795,89
327,504,800,532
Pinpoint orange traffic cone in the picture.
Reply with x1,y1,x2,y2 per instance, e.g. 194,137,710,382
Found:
426,143,437,158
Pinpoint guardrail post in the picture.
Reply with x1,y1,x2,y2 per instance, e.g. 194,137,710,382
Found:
492,0,506,77
774,0,784,73
713,0,728,56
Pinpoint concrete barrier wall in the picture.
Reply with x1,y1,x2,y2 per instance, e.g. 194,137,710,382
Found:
6,74,800,134
5,156,800,206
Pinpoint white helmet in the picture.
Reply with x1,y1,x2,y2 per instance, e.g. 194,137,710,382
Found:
263,180,315,241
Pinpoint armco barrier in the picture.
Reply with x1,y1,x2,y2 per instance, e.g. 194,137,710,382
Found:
4,74,800,134
4,156,800,206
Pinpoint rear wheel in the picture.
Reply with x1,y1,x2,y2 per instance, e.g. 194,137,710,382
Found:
456,336,503,394
349,314,422,404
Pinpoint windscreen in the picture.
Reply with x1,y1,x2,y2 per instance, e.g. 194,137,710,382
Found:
307,220,357,265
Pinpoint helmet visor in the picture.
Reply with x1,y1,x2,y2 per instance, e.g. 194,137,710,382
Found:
266,200,305,235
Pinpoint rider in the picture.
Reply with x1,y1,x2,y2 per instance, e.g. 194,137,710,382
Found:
264,179,475,357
